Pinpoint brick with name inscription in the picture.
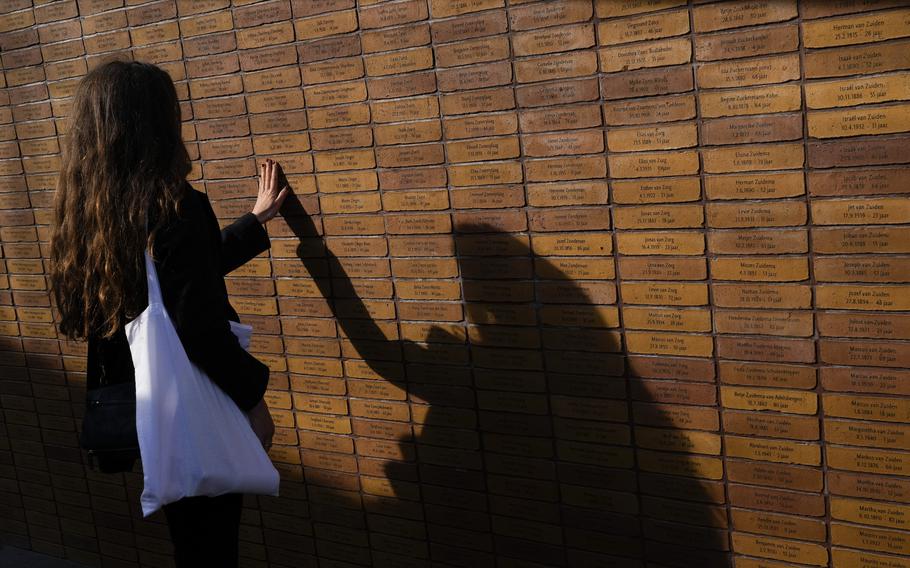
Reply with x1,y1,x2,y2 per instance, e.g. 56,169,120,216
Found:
598,10,690,46
806,72,910,110
697,54,800,89
508,1,592,32
604,94,696,126
612,177,701,204
804,8,910,48
805,38,910,79
695,24,799,61
599,37,691,73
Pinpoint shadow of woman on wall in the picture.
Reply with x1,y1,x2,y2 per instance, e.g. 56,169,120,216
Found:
281,190,731,568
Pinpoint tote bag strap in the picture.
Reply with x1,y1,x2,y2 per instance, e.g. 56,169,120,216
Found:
142,208,164,307
143,251,163,307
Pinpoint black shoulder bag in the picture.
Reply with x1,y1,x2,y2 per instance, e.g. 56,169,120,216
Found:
80,377,140,473
80,217,148,473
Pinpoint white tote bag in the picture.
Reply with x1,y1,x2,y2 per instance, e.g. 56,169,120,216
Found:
126,250,279,517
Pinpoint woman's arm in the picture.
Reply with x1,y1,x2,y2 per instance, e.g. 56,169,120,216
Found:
153,192,270,411
220,212,269,276
219,159,288,275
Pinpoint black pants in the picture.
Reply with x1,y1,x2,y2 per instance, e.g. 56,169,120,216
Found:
162,492,243,567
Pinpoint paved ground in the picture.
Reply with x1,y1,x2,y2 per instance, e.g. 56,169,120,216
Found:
0,545,85,567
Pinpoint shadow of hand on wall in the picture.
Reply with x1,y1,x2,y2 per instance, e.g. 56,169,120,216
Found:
281,191,731,567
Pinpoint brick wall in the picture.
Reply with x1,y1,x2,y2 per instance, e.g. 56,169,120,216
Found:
2,0,910,566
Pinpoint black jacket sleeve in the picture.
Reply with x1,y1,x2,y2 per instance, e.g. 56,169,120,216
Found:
151,189,270,411
220,212,270,275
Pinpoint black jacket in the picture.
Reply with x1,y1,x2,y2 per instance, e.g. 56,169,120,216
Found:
86,182,271,414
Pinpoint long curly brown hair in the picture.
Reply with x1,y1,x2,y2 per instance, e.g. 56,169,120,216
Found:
50,60,192,340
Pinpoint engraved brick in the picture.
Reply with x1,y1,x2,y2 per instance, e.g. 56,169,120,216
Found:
430,0,503,19
437,61,512,92
809,103,910,139
599,10,690,46
693,1,798,33
599,37,692,73
697,53,800,89
294,10,358,40
514,51,598,84
512,23,594,57
509,1,592,32
361,22,430,54
431,10,508,44
695,24,799,61
604,64,694,99
803,8,910,48
805,38,910,79
702,113,803,145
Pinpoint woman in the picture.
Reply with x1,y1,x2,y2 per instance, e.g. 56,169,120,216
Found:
49,60,288,566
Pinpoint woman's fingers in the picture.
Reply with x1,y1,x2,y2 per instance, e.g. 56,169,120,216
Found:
269,158,277,192
262,162,273,199
260,159,280,194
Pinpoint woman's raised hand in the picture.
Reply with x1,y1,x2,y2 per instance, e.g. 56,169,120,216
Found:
252,158,289,224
